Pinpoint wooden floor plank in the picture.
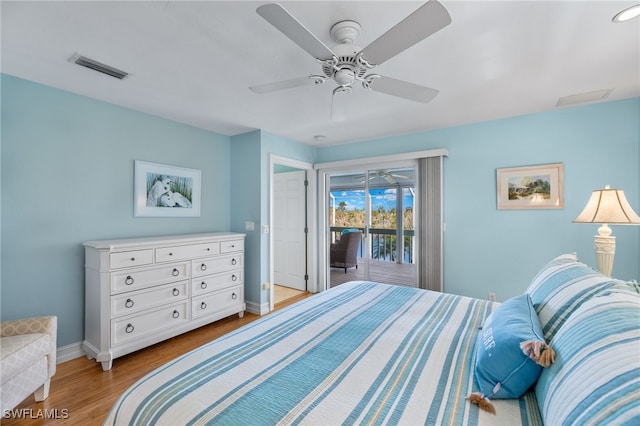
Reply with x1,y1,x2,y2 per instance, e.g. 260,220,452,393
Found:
330,258,416,288
2,294,312,426
3,269,414,425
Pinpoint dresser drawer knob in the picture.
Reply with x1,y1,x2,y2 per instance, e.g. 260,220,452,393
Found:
200,301,207,310
206,248,211,251
201,282,207,289
200,264,207,271
172,288,180,296
125,276,134,285
172,268,180,277
169,252,173,256
232,292,238,300
232,274,237,281
125,324,134,334
231,258,237,266
125,298,134,308
231,244,235,248
130,257,136,261
172,310,180,319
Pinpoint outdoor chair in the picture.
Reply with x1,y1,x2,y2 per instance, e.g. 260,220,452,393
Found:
330,231,361,273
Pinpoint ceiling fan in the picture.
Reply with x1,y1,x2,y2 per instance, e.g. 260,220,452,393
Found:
355,170,411,185
250,1,452,119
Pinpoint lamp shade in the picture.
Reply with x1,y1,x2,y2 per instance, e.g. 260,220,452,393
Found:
574,186,640,224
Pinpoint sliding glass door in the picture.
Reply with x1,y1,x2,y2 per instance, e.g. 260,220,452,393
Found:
327,164,417,287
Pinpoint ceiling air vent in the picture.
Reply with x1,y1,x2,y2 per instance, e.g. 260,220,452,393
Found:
556,89,612,107
69,53,129,80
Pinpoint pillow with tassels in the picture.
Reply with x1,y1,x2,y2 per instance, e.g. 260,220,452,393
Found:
467,294,555,414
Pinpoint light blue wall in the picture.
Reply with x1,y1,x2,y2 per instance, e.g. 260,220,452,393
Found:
2,72,637,349
317,98,640,300
1,74,232,346
229,130,262,305
229,130,316,309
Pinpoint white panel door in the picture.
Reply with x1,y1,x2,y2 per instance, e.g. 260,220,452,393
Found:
274,170,307,290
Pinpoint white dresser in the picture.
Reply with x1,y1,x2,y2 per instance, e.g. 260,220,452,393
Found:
83,232,245,371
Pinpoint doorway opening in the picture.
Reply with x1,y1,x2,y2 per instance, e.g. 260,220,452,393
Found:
269,154,317,311
327,165,417,288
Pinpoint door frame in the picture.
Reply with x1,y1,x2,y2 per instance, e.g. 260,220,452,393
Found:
269,154,318,311
273,169,307,291
316,148,448,291
319,160,419,289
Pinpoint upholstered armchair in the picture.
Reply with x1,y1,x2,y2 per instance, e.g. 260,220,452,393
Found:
1,316,57,412
330,231,362,273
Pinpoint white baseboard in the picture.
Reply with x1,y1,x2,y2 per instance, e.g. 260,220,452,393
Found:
56,342,86,363
56,302,271,365
245,300,270,315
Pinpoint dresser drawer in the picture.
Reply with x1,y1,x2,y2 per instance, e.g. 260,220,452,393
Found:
155,242,220,263
192,255,243,278
111,262,189,294
111,302,189,346
192,286,243,320
192,271,242,297
111,281,189,318
110,250,153,269
220,239,244,253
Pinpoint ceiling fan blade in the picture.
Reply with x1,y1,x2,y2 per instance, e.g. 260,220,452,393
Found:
383,175,397,184
257,3,336,61
358,0,451,66
249,76,317,94
369,76,439,104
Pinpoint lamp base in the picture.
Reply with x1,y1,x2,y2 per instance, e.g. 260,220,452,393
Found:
594,235,615,277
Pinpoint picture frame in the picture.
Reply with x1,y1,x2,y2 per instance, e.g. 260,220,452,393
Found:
496,163,564,210
134,160,201,217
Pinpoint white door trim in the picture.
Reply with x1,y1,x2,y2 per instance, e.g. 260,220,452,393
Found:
318,160,418,291
314,148,448,170
269,154,318,312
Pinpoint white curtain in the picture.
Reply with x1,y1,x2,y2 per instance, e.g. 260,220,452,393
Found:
417,156,443,291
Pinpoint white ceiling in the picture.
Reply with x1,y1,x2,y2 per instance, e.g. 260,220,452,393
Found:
2,1,639,146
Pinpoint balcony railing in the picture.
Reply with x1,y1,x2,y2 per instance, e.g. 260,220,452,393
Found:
330,227,415,264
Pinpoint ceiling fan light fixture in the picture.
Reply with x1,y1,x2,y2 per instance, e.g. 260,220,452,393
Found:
612,4,640,22
334,68,355,86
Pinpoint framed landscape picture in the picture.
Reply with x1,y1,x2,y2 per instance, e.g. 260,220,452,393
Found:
134,160,201,217
496,163,564,210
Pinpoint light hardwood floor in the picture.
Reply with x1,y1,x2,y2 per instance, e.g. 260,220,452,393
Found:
3,292,312,425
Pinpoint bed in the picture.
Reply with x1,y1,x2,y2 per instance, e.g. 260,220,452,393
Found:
105,254,639,425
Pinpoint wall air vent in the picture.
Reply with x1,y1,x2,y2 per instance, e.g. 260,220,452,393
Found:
69,53,129,80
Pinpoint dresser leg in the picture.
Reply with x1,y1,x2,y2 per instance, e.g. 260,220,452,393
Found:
101,360,113,371
239,311,245,319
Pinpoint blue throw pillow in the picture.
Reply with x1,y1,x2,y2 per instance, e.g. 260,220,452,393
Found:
341,228,360,235
474,294,546,399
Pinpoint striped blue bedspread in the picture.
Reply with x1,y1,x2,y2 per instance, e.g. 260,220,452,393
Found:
105,281,542,425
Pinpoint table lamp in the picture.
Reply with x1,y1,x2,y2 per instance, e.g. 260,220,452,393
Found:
573,185,640,276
